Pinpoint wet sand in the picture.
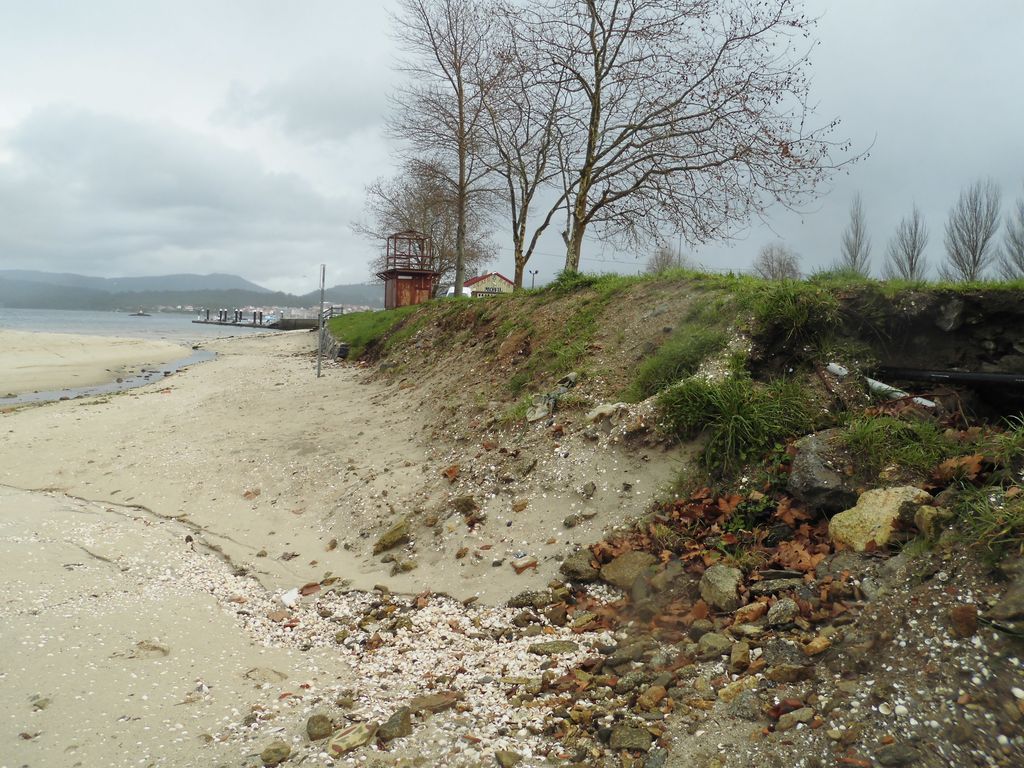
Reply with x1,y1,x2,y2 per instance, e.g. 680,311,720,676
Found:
0,329,188,396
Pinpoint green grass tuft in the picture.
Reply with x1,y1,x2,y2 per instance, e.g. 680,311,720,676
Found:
841,415,954,478
658,374,813,475
952,485,1024,558
628,328,728,401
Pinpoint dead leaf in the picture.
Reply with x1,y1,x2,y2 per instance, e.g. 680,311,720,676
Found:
775,540,826,573
299,582,321,597
936,453,984,482
242,488,261,500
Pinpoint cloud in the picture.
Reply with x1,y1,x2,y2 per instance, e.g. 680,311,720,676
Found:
216,60,392,145
0,106,373,289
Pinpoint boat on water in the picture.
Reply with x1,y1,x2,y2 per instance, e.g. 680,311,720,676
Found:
130,308,151,317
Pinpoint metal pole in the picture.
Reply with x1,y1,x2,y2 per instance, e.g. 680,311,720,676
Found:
316,264,326,378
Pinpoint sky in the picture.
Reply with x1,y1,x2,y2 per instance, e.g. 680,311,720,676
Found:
0,0,1021,293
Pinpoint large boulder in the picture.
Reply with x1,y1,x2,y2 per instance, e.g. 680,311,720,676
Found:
699,564,743,612
828,486,932,552
788,429,859,513
600,551,658,591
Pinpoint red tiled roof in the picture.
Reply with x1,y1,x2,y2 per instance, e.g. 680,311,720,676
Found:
464,272,514,287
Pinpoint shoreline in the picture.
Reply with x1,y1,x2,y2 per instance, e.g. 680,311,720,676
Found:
0,328,190,397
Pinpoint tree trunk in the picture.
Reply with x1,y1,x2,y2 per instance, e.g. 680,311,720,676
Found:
513,253,525,289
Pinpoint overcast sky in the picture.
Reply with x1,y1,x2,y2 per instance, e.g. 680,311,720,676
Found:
0,0,1021,293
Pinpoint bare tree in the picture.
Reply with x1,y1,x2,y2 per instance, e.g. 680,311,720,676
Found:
753,243,801,280
645,245,692,274
998,192,1024,280
837,193,872,276
390,0,499,296
941,179,1001,282
518,0,851,273
353,160,494,283
480,5,567,289
883,205,928,281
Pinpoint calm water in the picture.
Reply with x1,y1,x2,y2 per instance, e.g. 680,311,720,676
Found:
0,308,268,345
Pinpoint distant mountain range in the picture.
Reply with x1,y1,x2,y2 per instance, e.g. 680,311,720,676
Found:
0,270,384,310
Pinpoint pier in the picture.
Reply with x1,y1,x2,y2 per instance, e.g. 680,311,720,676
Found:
191,308,329,331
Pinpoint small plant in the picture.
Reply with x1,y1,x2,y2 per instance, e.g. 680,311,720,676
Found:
841,415,954,479
658,374,813,475
990,414,1024,469
749,281,842,346
952,485,1024,558
628,328,728,401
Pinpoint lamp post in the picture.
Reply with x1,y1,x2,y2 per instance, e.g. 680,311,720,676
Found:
528,269,539,289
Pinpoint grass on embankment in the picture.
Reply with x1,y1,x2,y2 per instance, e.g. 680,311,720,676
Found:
326,305,421,359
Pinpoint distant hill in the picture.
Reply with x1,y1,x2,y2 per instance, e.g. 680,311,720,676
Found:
0,271,384,310
0,270,271,294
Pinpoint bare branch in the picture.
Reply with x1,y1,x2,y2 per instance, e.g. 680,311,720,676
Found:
883,204,928,281
516,0,856,272
390,0,500,295
837,193,872,277
352,160,494,284
753,242,801,280
940,179,1001,282
998,190,1024,280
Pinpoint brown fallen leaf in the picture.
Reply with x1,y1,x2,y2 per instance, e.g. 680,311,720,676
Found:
299,582,321,597
242,488,261,500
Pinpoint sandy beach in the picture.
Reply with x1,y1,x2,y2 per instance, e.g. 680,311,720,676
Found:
0,329,683,767
0,329,189,396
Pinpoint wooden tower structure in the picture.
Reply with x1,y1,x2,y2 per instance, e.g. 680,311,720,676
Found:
376,230,439,310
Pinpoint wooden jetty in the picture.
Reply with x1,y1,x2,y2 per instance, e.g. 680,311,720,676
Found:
191,309,328,331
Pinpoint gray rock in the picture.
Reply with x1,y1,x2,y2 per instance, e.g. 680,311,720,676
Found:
306,713,333,741
726,690,763,721
696,632,732,660
601,551,658,591
507,590,556,609
788,430,859,513
828,487,932,552
935,297,965,332
609,723,653,751
745,577,806,593
528,640,579,656
767,598,800,626
644,748,668,768
372,518,409,555
699,564,743,611
989,574,1024,621
377,707,412,742
580,480,597,498
776,707,814,731
560,549,599,582
260,740,291,766
876,743,922,766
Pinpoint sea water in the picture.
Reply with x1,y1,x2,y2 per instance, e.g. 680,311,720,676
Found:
0,308,267,345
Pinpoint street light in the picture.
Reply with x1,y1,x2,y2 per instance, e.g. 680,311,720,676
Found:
528,269,539,289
